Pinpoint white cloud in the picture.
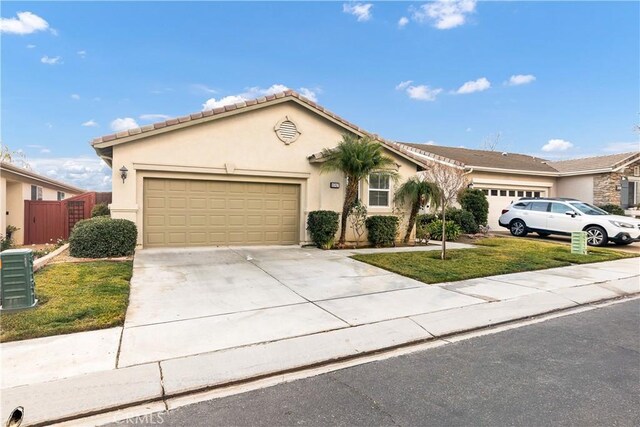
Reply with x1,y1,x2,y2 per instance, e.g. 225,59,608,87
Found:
0,11,49,35
343,3,373,22
29,157,112,191
41,55,62,65
602,142,639,153
411,0,477,30
455,77,491,94
398,17,409,28
202,84,314,110
298,87,319,102
40,148,51,154
507,74,536,86
406,84,443,101
81,119,98,127
542,139,574,152
77,50,86,58
110,117,139,132
466,127,472,132
139,114,171,122
395,80,413,90
26,44,36,48
70,94,80,100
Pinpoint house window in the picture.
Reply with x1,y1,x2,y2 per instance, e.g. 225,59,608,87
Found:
368,173,390,207
490,189,498,196
31,185,43,201
629,181,640,206
534,191,541,198
57,191,65,201
517,191,524,197
525,191,533,197
500,190,507,196
481,189,489,195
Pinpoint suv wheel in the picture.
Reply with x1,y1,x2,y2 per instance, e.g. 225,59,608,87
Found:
510,219,528,237
585,226,608,247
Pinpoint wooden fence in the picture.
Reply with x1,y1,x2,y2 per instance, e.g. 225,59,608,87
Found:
23,192,112,244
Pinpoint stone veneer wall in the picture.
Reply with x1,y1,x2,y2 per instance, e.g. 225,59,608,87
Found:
593,172,621,206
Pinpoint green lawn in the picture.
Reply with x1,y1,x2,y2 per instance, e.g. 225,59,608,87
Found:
1,261,132,342
352,237,637,285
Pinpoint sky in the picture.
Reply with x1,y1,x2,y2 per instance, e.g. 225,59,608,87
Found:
1,1,639,191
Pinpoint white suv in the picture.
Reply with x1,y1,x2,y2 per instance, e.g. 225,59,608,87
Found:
498,198,640,246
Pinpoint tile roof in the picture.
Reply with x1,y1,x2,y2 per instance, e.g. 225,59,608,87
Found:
548,151,639,173
394,143,558,172
91,90,373,146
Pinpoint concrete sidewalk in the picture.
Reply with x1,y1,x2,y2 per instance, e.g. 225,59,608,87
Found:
1,257,638,426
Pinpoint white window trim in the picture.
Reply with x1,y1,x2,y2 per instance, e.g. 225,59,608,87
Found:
368,173,391,208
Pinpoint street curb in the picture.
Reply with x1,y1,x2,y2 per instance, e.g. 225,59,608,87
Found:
5,291,639,427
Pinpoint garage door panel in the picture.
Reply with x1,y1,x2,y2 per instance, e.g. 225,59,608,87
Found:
144,178,299,247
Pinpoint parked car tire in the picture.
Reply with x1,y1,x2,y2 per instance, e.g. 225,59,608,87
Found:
509,219,528,237
537,232,551,237
585,225,608,247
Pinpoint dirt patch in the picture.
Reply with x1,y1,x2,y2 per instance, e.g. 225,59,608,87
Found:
49,248,133,264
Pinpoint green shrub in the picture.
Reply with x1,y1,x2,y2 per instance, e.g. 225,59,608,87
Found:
69,217,137,258
598,204,625,216
459,188,489,226
91,203,111,217
426,220,461,241
1,225,19,251
445,208,478,233
365,215,399,247
417,213,438,227
416,214,437,241
307,211,339,249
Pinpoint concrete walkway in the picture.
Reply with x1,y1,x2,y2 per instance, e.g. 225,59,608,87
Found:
1,249,638,426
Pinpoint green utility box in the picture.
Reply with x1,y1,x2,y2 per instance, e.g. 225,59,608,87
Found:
571,231,588,255
0,249,37,311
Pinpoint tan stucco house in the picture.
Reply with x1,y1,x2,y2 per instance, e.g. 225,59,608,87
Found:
92,90,640,246
1,162,84,245
91,91,424,248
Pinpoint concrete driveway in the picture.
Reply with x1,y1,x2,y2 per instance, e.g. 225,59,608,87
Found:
118,244,480,367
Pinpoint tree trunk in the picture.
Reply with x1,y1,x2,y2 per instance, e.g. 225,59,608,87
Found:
441,203,446,260
339,178,359,246
404,201,420,244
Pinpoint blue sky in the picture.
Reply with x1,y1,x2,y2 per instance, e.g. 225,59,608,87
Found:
2,1,639,190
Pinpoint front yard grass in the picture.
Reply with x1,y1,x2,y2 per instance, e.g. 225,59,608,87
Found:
1,261,132,342
352,237,637,284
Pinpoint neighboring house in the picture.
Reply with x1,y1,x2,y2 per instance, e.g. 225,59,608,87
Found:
385,144,640,229
91,91,424,248
550,152,640,208
1,161,84,245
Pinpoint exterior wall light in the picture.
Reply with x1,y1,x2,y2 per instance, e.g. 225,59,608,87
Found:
119,166,128,183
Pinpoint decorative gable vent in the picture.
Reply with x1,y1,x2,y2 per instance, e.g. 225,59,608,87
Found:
274,116,301,144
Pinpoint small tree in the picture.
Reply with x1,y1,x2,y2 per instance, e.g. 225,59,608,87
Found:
348,199,367,248
320,134,398,247
423,162,469,260
393,176,439,244
1,144,31,169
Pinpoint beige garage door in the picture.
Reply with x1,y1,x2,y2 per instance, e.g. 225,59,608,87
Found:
144,178,300,248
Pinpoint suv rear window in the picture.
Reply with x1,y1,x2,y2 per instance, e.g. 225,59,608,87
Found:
512,202,529,209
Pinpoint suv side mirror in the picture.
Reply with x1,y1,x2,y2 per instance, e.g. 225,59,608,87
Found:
565,210,576,218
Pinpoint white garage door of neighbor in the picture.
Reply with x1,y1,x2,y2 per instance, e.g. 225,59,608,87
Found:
143,178,300,248
479,187,547,231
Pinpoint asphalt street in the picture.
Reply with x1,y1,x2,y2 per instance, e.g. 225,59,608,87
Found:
114,299,640,426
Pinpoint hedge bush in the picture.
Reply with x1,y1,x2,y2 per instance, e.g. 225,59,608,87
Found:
69,217,137,258
365,215,399,247
598,204,625,216
445,208,478,234
307,210,339,249
459,188,489,226
426,220,461,241
91,203,111,217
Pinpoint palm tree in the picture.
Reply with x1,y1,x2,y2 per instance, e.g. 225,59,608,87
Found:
394,176,440,244
320,134,398,246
